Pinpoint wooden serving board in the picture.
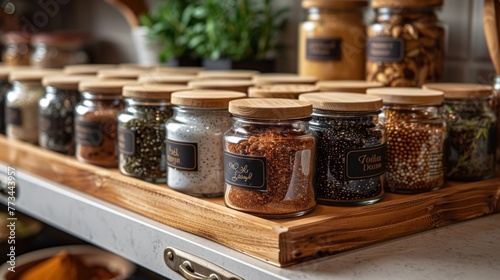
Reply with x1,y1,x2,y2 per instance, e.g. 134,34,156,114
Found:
1,135,499,267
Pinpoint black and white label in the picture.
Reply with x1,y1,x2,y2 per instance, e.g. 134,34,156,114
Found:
345,145,386,180
306,38,342,60
118,127,135,156
166,140,198,171
76,120,104,147
367,37,405,62
7,107,22,126
224,151,267,191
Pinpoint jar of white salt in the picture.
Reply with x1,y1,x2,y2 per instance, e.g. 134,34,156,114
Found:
166,90,246,197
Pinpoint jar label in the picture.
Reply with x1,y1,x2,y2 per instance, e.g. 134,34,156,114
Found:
76,120,104,147
306,38,342,60
166,140,198,171
224,151,267,191
118,127,135,156
345,145,386,180
367,37,404,62
7,107,22,126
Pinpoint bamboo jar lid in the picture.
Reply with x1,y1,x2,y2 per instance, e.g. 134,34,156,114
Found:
138,73,196,85
229,98,313,119
123,85,189,100
97,69,143,80
155,66,204,75
188,79,254,93
197,70,259,80
252,75,317,86
118,63,155,70
422,83,493,99
371,0,443,8
366,87,444,105
248,84,319,99
64,64,117,75
171,90,246,108
42,75,97,90
9,69,63,83
316,80,384,93
0,68,10,81
79,80,140,94
302,0,368,9
299,92,383,112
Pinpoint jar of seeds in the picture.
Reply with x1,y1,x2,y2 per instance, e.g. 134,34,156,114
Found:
224,99,316,218
367,0,445,87
39,75,94,154
299,93,386,205
118,85,188,182
6,69,61,143
75,80,138,167
166,90,246,197
424,83,497,181
367,88,445,193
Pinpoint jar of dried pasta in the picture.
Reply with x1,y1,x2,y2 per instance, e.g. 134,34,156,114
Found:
30,32,90,68
367,88,445,193
367,0,445,87
1,32,32,66
299,0,368,80
224,99,316,218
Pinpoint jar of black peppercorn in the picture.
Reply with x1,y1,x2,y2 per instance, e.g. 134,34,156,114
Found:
224,98,316,218
423,83,497,181
40,75,94,154
117,85,188,182
75,80,138,167
367,88,446,193
299,92,386,205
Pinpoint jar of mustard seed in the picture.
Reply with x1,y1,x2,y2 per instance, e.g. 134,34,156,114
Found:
299,0,367,80
75,80,138,167
118,85,188,182
299,93,386,205
367,88,445,193
224,98,316,218
39,75,93,154
367,0,445,87
166,90,246,197
424,83,497,181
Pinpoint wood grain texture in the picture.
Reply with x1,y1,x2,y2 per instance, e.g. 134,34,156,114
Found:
0,136,499,267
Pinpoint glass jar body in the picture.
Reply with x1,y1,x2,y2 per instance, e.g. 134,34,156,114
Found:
379,104,446,193
39,87,81,154
2,42,31,66
366,8,445,87
494,75,500,168
74,93,123,167
443,98,497,181
223,117,316,218
6,81,45,143
31,43,88,68
0,80,11,134
299,7,366,80
118,99,171,183
166,107,232,197
310,110,386,205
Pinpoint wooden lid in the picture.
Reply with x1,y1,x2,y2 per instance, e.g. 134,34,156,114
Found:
248,84,319,99
316,80,384,93
42,75,97,90
9,69,63,83
422,83,493,99
154,66,203,75
118,63,155,70
79,80,140,94
299,92,383,112
197,70,259,80
64,64,117,75
252,75,317,86
366,87,444,105
229,98,313,119
302,0,367,9
97,69,143,80
138,73,196,84
188,79,254,93
371,0,443,8
171,90,247,108
123,85,190,100
0,68,10,81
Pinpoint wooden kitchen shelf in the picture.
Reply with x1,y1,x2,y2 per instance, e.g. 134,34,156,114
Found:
1,135,499,267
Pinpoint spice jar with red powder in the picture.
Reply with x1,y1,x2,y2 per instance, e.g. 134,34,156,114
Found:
223,98,316,218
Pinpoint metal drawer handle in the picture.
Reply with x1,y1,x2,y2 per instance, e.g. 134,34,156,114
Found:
179,260,219,280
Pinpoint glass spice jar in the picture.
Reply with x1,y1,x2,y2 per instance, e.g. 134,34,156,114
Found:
118,85,188,182
75,80,138,167
367,0,445,87
248,84,319,99
0,68,11,134
39,75,93,155
299,93,386,205
316,80,383,93
1,32,32,66
494,75,500,169
31,32,90,68
224,98,316,218
166,90,246,197
299,0,368,80
424,83,497,181
6,69,61,143
367,88,446,193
